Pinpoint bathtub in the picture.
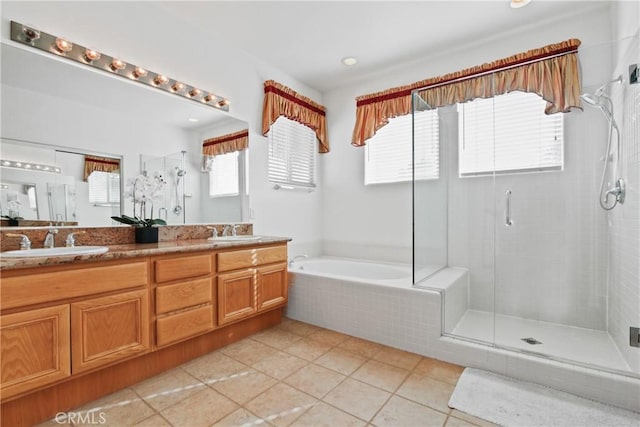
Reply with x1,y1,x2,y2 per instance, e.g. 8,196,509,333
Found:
288,257,413,286
286,256,469,355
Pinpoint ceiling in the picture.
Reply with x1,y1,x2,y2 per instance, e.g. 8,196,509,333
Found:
158,1,608,92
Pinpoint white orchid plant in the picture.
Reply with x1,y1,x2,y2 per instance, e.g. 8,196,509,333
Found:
111,172,167,227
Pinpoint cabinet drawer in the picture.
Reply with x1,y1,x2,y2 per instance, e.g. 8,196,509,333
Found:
155,278,212,315
217,245,287,272
1,261,148,310
154,254,212,283
156,305,214,347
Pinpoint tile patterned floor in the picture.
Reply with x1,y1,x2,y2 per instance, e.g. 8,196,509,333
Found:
38,318,497,427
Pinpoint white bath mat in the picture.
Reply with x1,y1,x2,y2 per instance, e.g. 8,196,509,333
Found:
449,368,640,427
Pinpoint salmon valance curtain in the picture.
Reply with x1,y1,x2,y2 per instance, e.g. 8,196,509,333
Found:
83,155,120,181
352,39,582,147
262,80,329,153
202,129,249,157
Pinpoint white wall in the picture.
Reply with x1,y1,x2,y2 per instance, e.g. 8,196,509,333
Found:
1,1,325,257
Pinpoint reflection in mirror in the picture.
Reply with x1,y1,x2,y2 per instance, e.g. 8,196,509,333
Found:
0,138,122,226
141,129,249,225
2,43,250,226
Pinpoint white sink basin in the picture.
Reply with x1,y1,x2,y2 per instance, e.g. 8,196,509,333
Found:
208,235,262,242
1,246,109,258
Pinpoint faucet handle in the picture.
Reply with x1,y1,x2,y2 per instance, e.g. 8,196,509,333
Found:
6,233,32,250
65,231,86,247
206,226,218,238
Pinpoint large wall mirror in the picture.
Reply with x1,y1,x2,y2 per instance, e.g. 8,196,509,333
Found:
1,42,249,227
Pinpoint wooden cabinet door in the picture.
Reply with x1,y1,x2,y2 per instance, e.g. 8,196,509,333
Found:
71,289,150,374
257,263,288,312
217,269,257,326
1,305,70,399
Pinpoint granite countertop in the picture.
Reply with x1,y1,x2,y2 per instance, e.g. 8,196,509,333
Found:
0,236,292,271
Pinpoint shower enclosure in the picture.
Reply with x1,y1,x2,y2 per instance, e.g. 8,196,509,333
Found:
412,35,639,378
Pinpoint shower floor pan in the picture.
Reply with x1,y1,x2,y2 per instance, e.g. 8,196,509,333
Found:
451,309,632,374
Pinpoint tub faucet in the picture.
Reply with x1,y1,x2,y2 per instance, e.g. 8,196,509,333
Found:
288,254,309,267
44,225,59,248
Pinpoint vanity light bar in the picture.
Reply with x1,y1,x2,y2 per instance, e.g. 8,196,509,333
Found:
10,21,231,112
0,159,62,174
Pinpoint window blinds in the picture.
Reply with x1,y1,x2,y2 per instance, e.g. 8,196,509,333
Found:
458,91,564,176
209,151,240,197
268,116,316,188
364,109,439,185
88,171,120,204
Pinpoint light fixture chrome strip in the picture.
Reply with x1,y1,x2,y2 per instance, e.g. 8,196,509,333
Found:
10,21,230,112
1,159,62,174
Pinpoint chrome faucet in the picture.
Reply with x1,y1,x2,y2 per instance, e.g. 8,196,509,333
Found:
44,225,59,248
288,254,309,267
206,226,219,238
6,233,32,250
222,224,238,237
65,231,86,247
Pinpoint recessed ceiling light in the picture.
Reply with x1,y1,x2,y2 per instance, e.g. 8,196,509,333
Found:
341,56,358,66
510,0,531,9
188,118,199,123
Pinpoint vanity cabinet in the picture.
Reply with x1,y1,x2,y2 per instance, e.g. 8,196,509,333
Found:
0,305,70,399
0,259,149,399
70,290,150,373
1,240,289,426
217,246,288,326
153,253,215,347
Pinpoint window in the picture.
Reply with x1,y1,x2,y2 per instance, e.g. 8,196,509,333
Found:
208,151,240,197
364,109,439,185
458,91,564,177
268,116,316,189
88,171,120,205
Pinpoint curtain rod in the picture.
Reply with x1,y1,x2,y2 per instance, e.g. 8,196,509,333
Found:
411,48,578,96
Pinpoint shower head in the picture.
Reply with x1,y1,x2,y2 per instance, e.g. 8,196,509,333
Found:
580,93,602,106
593,75,623,96
174,166,187,177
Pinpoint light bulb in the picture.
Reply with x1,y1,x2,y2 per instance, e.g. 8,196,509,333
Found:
510,0,532,8
132,66,148,79
22,25,40,43
171,82,185,92
204,94,216,103
153,75,169,86
110,58,127,72
188,88,201,98
84,49,101,63
54,38,73,54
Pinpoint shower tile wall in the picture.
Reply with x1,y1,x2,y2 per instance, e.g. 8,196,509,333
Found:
445,105,610,330
608,34,640,372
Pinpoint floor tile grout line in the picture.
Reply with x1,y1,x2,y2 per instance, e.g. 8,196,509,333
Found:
56,319,470,427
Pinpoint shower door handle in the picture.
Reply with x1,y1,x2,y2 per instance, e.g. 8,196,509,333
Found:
505,189,513,226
